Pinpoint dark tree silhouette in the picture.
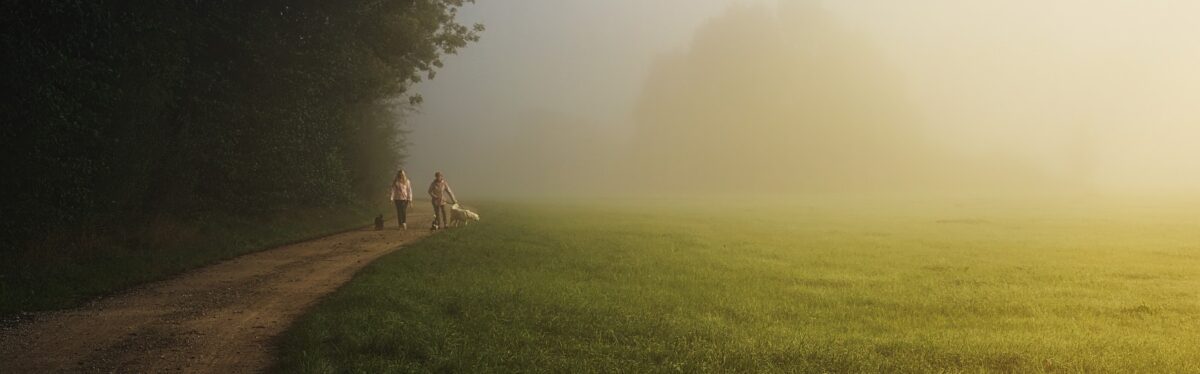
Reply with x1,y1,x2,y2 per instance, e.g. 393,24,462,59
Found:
1,0,481,246
0,1,482,313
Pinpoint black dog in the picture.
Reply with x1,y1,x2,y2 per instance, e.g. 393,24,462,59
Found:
374,214,384,231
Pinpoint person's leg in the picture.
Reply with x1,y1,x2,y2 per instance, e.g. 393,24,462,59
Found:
431,202,442,229
398,200,409,228
437,205,448,228
400,200,410,226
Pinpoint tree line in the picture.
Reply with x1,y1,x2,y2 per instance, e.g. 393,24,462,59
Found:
1,1,481,251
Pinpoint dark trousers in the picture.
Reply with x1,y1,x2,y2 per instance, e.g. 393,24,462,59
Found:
432,202,448,228
394,200,409,226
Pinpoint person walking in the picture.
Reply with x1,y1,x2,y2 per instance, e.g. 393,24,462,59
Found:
428,171,457,230
390,170,413,230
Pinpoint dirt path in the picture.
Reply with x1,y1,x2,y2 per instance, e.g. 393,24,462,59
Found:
0,207,435,373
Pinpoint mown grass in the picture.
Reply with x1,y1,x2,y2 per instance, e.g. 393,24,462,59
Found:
277,198,1200,373
0,203,390,318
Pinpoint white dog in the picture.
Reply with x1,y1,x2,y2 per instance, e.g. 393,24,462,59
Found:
449,204,480,227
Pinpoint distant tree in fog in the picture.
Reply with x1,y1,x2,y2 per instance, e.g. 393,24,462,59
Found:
630,4,1040,194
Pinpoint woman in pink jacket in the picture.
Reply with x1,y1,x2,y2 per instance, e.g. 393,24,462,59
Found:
390,170,414,230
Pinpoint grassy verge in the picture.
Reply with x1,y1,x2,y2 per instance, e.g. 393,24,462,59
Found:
277,199,1200,372
0,202,390,318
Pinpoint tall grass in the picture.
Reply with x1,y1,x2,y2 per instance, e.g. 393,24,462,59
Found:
277,199,1200,373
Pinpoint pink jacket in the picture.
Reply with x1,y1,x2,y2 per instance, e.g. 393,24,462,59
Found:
390,180,413,201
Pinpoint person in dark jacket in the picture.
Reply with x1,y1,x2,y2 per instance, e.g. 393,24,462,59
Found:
427,171,457,230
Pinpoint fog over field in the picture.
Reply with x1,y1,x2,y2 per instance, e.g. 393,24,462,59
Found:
406,0,1200,198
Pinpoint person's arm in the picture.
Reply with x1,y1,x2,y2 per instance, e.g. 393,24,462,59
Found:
405,182,413,201
428,181,437,197
389,183,395,201
445,183,457,204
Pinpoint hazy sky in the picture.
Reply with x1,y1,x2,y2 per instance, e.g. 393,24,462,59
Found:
406,0,766,197
834,0,1200,195
406,1,1200,198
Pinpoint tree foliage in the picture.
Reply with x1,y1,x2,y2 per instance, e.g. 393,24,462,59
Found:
0,1,481,248
630,5,931,192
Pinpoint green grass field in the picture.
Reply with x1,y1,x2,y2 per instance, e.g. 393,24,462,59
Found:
277,198,1200,373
